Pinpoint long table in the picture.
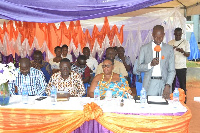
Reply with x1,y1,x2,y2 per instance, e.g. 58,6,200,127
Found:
0,95,192,132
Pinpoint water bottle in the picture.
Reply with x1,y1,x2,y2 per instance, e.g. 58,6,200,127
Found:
140,87,146,107
22,84,28,104
51,86,57,103
106,89,112,101
173,88,179,102
94,86,100,102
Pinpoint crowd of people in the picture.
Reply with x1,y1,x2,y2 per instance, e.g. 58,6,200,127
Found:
7,25,190,103
7,44,132,99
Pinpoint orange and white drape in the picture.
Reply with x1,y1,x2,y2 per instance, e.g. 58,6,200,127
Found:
0,17,124,60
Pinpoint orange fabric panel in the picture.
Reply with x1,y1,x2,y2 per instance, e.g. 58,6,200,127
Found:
59,22,70,46
0,102,191,133
35,23,46,48
0,18,124,55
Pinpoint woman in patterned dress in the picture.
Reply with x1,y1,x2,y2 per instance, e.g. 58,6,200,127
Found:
88,58,131,99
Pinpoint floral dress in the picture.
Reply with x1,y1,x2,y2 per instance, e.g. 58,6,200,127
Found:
98,74,130,99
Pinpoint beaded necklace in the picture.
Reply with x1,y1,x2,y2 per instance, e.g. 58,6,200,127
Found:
99,72,113,89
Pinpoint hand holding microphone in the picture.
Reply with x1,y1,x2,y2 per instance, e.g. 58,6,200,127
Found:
151,45,161,66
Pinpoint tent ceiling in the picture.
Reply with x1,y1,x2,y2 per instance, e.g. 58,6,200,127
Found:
0,0,199,24
113,0,200,17
152,0,200,8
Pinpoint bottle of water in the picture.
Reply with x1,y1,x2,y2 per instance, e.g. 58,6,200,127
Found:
94,86,100,102
51,86,57,103
140,87,146,107
106,89,112,101
22,84,28,104
173,88,179,102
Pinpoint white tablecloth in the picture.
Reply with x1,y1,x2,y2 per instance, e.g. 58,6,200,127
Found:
1,95,187,114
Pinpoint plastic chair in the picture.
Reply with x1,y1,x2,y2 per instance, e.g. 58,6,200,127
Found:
83,83,90,97
135,72,144,96
136,82,143,96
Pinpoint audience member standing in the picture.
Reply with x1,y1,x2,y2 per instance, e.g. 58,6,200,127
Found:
168,28,190,102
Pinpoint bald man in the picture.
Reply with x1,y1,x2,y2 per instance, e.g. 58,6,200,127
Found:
8,58,47,96
137,25,175,99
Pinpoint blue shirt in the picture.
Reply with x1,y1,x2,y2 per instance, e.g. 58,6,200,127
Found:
31,60,52,83
8,67,47,96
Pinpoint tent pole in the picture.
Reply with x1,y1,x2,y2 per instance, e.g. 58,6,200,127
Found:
177,0,187,17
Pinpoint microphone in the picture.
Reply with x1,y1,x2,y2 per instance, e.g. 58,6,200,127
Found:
156,51,159,59
154,45,161,60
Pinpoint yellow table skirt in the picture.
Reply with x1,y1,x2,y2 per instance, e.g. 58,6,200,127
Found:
0,102,192,133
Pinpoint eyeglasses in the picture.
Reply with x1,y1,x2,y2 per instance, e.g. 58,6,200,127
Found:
102,64,113,68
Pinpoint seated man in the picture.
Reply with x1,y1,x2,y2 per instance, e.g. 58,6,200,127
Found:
9,58,47,96
71,55,91,83
83,47,98,74
96,47,128,77
61,44,72,62
46,58,85,97
31,50,52,83
116,46,131,72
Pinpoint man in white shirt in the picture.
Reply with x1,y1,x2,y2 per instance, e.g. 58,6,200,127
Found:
82,47,98,74
168,28,190,100
137,25,175,99
61,44,73,62
96,47,128,78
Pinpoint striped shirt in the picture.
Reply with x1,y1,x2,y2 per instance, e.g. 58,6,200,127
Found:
8,67,47,96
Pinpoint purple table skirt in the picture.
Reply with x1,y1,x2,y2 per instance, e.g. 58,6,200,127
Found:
72,111,185,133
72,120,113,133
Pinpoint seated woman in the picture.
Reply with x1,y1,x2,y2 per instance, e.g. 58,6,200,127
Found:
88,58,131,99
46,58,85,97
49,46,62,74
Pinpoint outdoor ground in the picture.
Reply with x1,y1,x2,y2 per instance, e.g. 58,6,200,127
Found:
187,80,200,133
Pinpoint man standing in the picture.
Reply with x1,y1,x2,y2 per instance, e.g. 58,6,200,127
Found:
96,47,128,77
137,25,175,99
9,58,47,96
31,50,52,83
168,28,190,98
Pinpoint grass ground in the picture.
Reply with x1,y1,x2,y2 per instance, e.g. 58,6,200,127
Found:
187,60,200,67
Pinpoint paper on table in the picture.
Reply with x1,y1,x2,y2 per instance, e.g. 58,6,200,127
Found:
194,97,200,102
148,96,167,102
